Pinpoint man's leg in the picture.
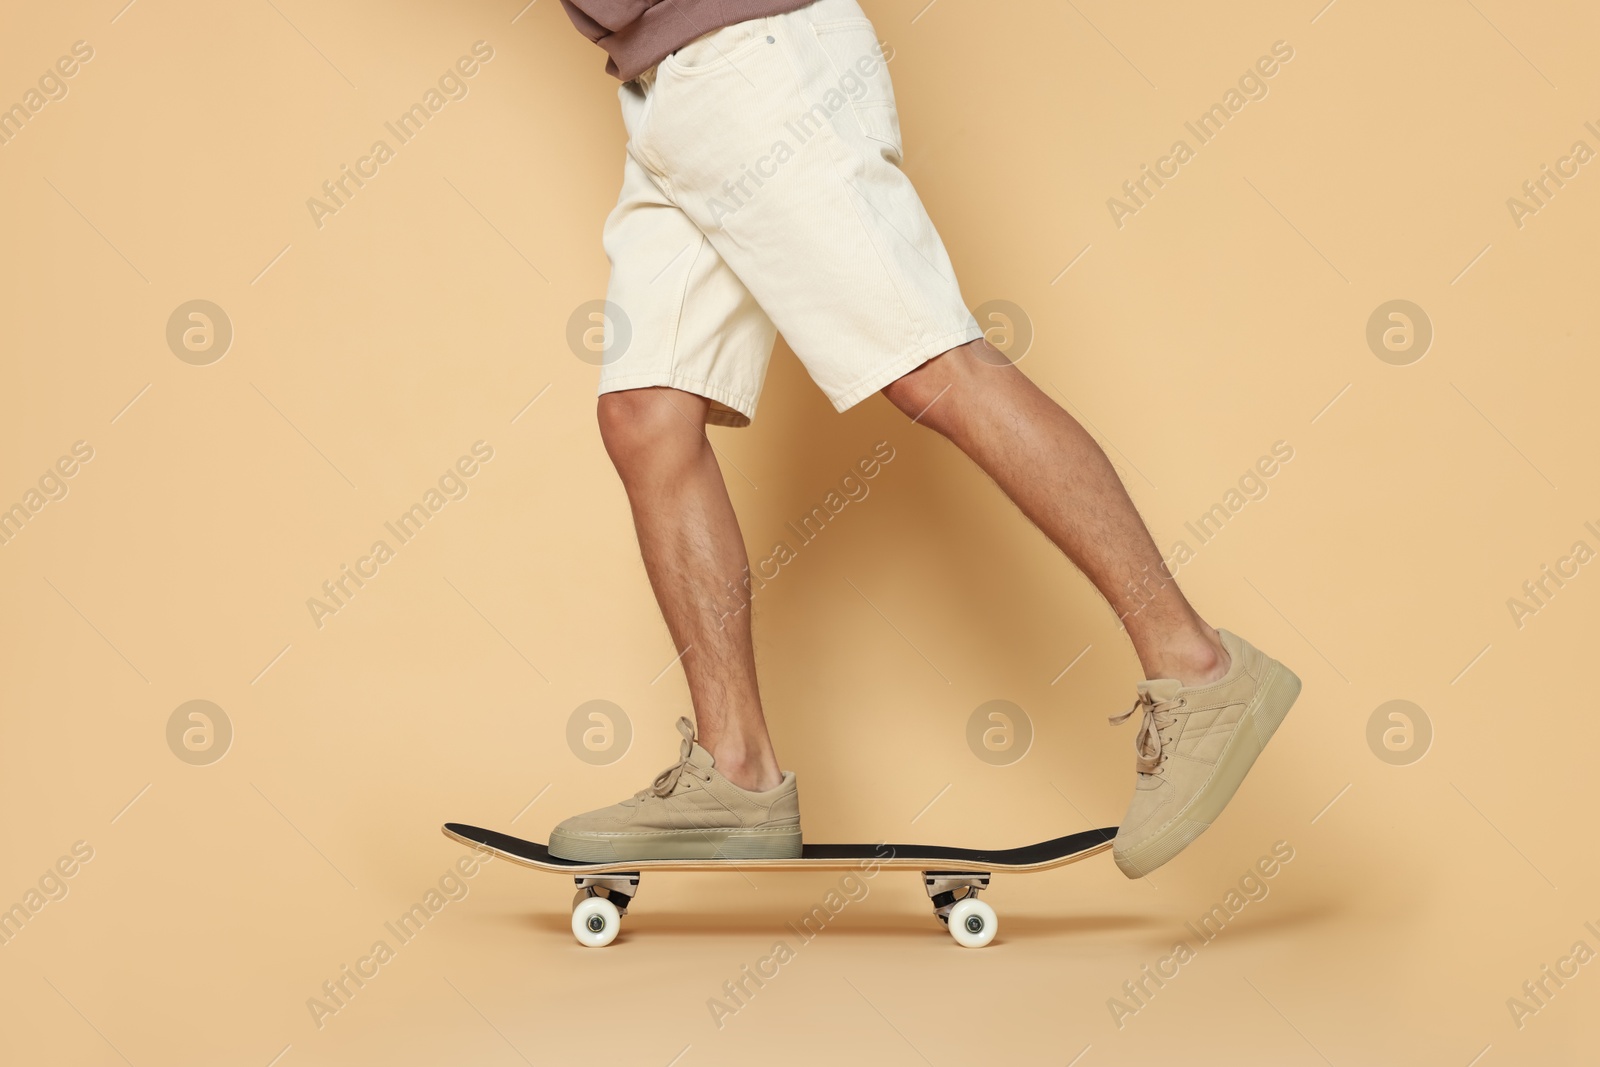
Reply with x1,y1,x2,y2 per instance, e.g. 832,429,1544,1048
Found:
880,338,1228,688
596,386,783,793
881,337,1303,878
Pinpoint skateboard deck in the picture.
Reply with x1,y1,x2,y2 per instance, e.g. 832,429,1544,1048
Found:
442,822,1117,948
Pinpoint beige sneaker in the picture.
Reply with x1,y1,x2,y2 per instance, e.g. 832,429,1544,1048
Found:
548,717,802,862
1109,629,1301,878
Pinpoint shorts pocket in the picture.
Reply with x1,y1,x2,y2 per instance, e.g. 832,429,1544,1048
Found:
664,18,774,75
810,17,902,161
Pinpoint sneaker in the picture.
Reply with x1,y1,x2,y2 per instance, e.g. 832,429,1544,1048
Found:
548,716,802,862
1108,629,1301,878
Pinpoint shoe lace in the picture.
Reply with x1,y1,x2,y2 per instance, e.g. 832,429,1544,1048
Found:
1108,692,1187,776
636,717,712,800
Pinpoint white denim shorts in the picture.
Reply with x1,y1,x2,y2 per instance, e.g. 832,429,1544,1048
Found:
596,0,983,427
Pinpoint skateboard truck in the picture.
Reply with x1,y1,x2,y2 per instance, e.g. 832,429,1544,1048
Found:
923,871,997,947
573,874,639,915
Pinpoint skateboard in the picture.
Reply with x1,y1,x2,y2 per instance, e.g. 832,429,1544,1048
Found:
441,821,1118,948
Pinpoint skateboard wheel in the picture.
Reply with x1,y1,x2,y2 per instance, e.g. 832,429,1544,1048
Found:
946,898,997,948
571,895,621,948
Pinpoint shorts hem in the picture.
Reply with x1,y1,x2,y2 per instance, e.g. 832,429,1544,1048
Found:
598,371,758,428
826,321,986,412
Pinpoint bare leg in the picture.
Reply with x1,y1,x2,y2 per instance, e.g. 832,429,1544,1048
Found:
881,339,1229,686
597,387,782,791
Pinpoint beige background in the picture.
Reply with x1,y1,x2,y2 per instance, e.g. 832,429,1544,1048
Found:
2,0,1596,1063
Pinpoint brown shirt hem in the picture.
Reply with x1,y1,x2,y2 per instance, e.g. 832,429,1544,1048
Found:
560,0,818,81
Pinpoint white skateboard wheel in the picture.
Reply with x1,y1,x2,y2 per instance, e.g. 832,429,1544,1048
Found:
946,897,997,948
571,895,621,947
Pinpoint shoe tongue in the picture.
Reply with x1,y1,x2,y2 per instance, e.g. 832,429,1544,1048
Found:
686,740,716,772
1137,678,1184,703
674,716,716,773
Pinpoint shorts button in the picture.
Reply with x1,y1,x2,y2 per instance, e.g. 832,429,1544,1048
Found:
766,35,775,43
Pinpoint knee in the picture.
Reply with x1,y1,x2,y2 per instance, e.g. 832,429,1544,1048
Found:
596,389,707,478
883,357,944,420
882,344,976,435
